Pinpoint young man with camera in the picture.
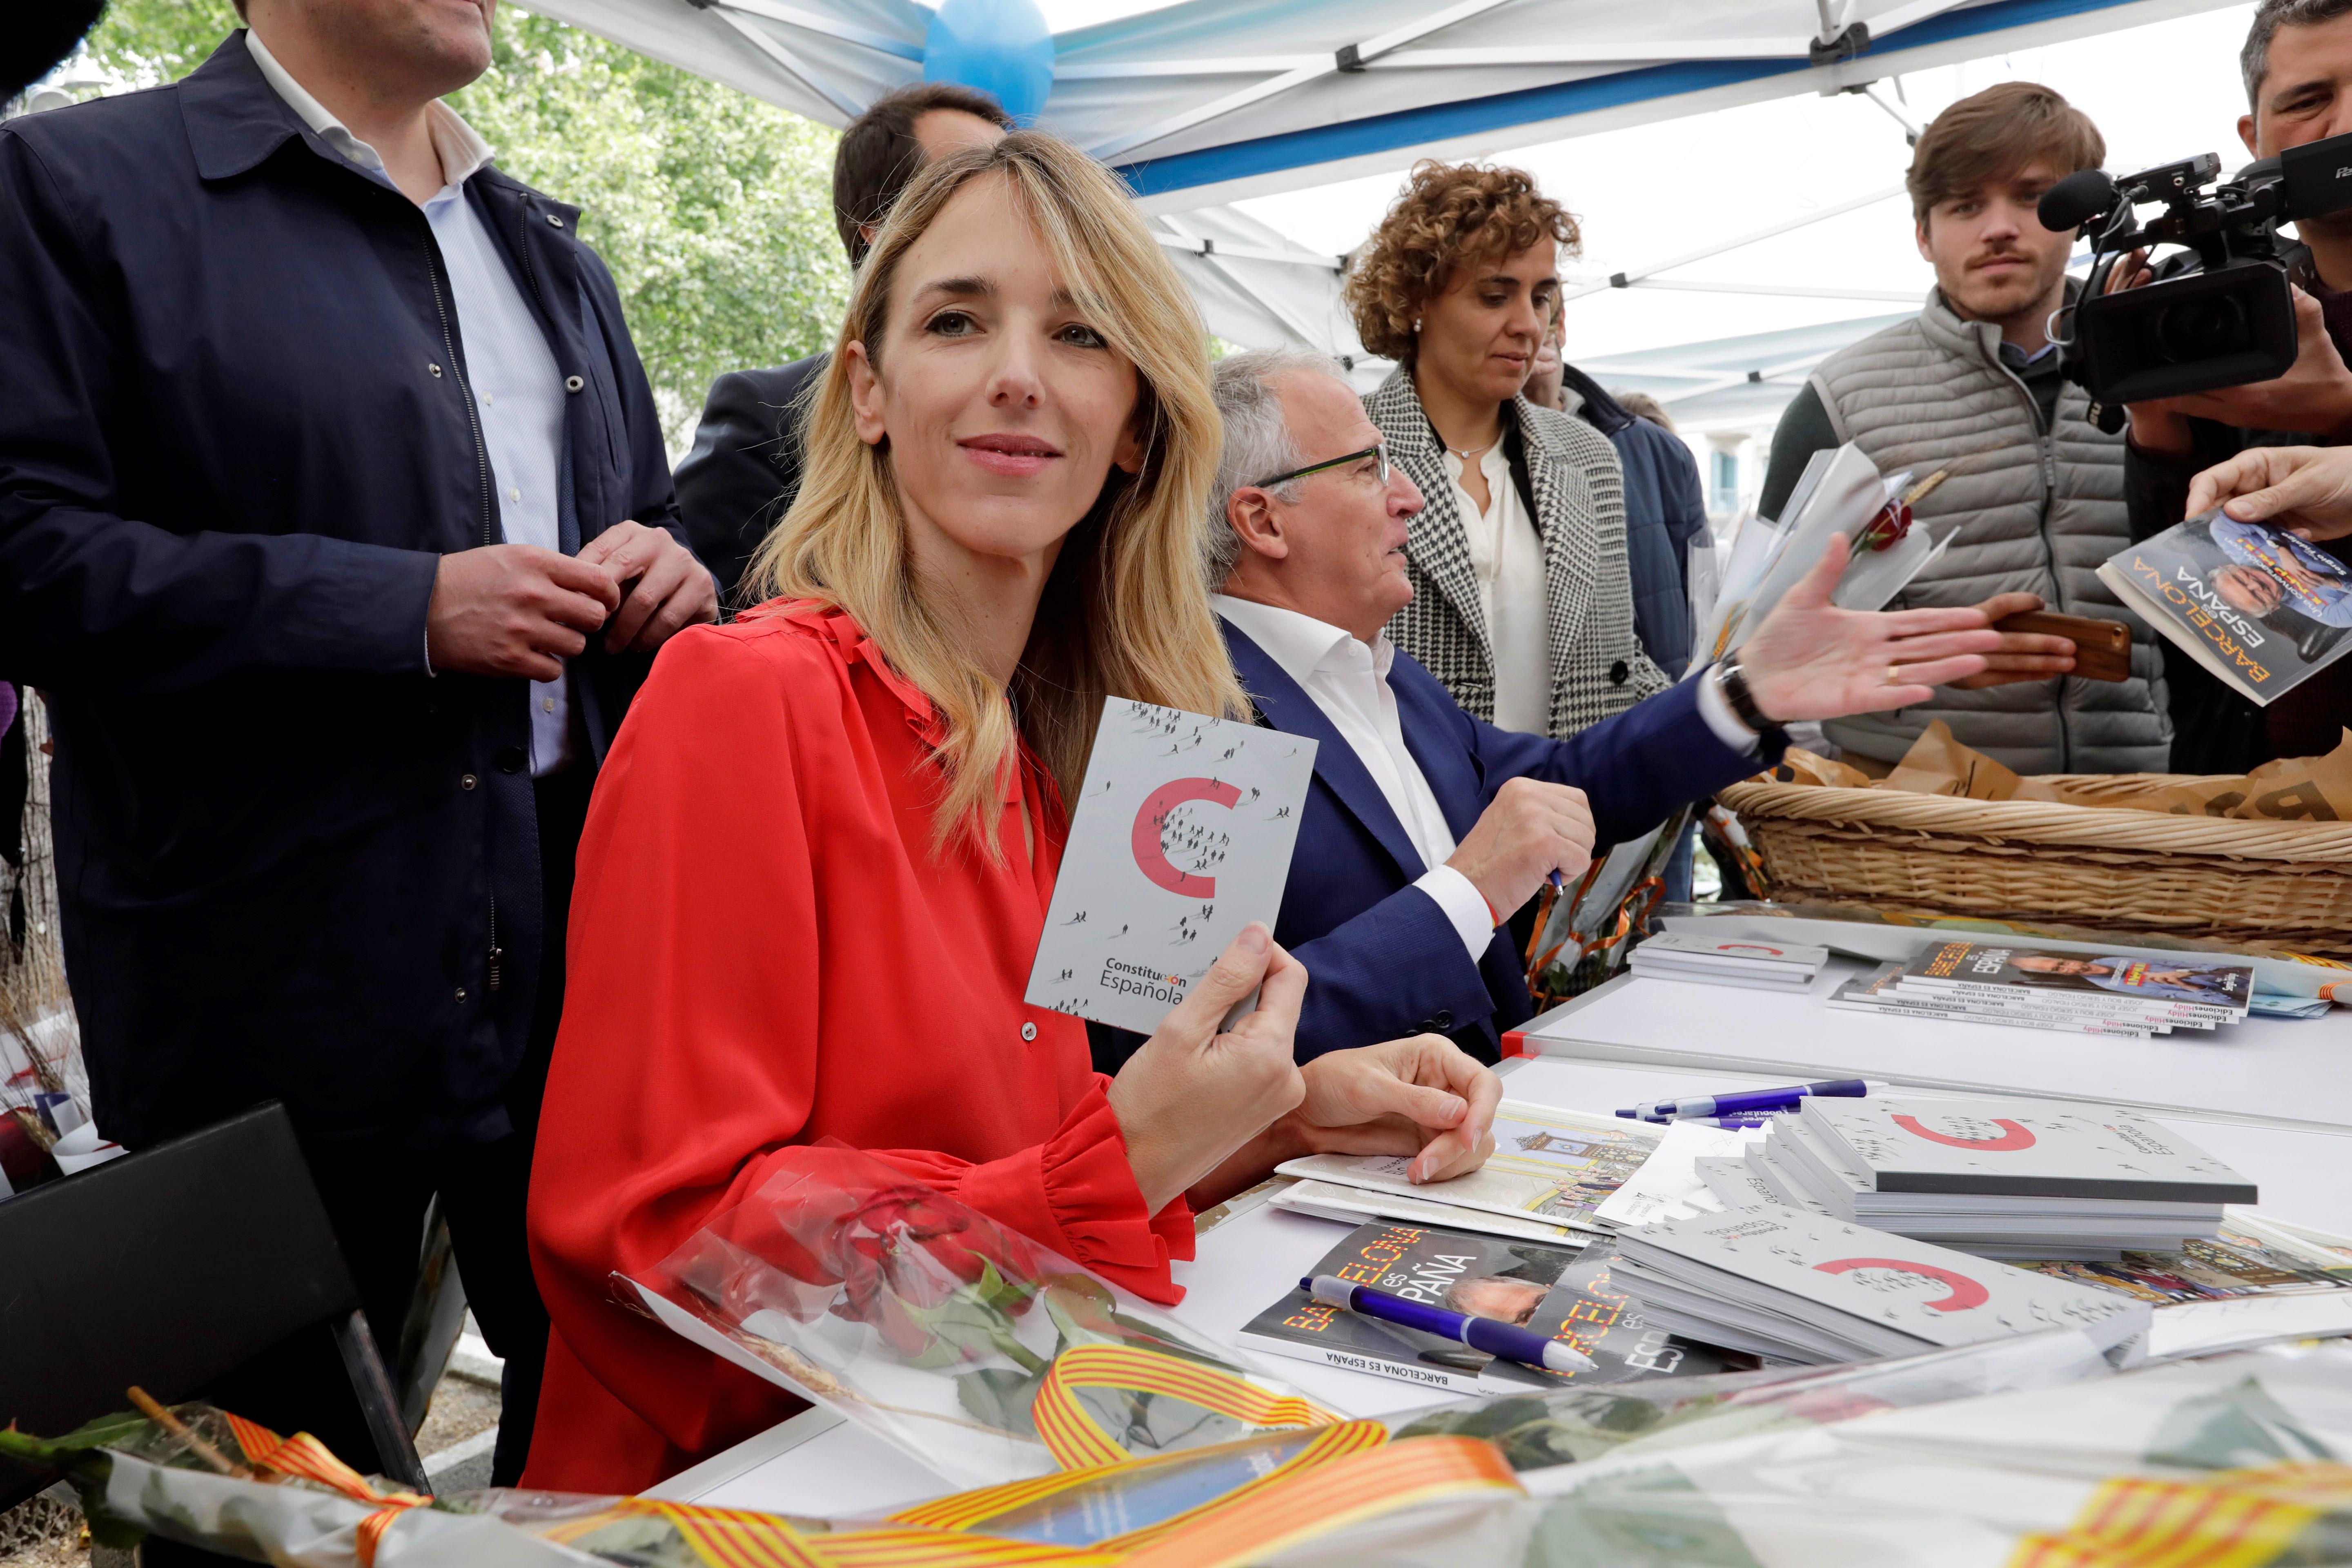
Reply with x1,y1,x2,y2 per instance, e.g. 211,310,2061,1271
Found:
1756,83,2169,778
2119,0,2352,769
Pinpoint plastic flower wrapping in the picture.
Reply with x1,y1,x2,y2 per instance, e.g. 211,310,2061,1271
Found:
27,1337,2352,1566
618,1141,1349,1489
23,1150,2352,1567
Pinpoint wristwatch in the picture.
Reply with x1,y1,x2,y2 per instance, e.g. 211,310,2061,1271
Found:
1714,652,1779,733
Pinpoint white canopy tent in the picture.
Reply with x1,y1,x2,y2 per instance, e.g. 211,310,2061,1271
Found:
527,0,2244,216
524,0,2246,378
524,0,2267,524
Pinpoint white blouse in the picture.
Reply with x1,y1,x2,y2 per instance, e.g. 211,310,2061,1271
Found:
1443,441,1550,735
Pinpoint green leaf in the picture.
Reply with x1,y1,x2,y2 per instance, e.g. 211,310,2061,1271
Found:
0,1411,151,1468
956,1366,1045,1438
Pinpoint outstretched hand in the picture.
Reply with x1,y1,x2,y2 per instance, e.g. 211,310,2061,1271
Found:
2185,444,2352,543
1737,534,2002,722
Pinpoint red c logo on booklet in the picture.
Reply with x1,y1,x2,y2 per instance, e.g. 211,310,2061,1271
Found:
1891,1114,2037,1151
1813,1258,1989,1311
1132,778,1241,897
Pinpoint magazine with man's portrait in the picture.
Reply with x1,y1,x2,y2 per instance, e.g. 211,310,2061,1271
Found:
2098,508,2352,705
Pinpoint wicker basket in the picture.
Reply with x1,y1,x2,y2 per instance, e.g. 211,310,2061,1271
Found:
1715,773,2352,959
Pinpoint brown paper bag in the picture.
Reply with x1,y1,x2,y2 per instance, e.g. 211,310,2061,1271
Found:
2143,730,2352,821
1769,748,1876,789
1876,721,2029,800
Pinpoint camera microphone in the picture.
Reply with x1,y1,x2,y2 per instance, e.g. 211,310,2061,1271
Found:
2038,169,2119,233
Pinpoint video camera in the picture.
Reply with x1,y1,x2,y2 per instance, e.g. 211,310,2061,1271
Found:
2039,128,2352,423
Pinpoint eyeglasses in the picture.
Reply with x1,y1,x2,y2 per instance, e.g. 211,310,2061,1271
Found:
1250,441,1389,492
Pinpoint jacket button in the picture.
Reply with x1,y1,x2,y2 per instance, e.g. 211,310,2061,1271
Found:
1020,1021,1038,1042
428,363,443,378
1434,1010,1453,1029
1609,659,1630,686
494,745,526,775
454,987,468,1004
546,212,565,228
460,773,479,791
565,375,584,393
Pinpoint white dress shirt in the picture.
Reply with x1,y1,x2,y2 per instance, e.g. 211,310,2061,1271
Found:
1443,441,1550,735
249,32,575,776
1211,595,1498,962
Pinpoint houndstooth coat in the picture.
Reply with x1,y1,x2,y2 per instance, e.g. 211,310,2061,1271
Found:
1365,368,1670,739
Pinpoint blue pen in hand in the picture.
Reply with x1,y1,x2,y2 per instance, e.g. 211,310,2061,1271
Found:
1306,1276,1596,1375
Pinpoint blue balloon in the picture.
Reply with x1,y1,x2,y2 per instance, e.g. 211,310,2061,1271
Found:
922,0,1053,125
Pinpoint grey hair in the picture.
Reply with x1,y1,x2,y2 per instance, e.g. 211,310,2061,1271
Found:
1205,347,1350,588
2243,0,2352,108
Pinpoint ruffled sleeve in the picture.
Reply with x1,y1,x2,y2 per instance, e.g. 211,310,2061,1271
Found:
941,1076,1194,1304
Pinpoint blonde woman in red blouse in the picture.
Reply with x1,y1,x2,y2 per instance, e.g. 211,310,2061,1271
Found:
523,133,1504,1493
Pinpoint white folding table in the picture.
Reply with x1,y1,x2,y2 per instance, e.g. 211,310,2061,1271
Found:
650,973,2352,1512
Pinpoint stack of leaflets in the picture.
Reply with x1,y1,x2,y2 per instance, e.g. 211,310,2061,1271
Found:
1608,1202,2153,1365
1628,931,1828,992
2098,508,2352,707
1272,1102,1662,1243
1828,940,2253,1037
1239,1221,1733,1394
1729,1096,2254,1259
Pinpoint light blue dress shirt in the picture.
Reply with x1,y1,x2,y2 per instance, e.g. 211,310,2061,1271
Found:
248,32,575,775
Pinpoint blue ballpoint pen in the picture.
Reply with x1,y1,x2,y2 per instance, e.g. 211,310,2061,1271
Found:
1614,1078,1878,1121
1306,1276,1597,1375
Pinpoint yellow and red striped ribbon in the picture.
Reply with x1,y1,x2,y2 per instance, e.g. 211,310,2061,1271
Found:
1026,1343,1344,1470
893,1421,1388,1549
1117,1436,1521,1568
2007,1460,2352,1568
223,1412,431,1566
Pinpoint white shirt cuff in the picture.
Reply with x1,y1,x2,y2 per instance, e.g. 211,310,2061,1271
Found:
1414,864,1496,962
1697,666,1762,753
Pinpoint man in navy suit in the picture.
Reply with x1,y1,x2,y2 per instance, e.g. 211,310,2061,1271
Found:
1203,349,2004,1063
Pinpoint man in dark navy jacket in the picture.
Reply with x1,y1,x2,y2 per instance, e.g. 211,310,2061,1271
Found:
1202,350,2001,1064
0,0,713,1486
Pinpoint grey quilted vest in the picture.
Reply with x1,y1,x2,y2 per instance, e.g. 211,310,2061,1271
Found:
1809,287,2171,774
1366,368,1670,739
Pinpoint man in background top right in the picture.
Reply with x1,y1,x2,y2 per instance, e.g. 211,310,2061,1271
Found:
1757,82,2171,779
2119,0,2352,770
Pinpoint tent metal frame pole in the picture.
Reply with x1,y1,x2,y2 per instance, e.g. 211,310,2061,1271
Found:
1086,0,1517,161
1591,277,1921,303
1157,216,1341,347
704,0,921,60
704,6,864,117
1558,182,1907,305
1152,235,1345,271
1655,351,1828,405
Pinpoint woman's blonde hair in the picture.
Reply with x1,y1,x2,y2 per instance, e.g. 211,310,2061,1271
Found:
745,131,1248,854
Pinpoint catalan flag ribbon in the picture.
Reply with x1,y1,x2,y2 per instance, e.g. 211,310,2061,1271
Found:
223,1412,432,1566
2007,1460,2352,1568
209,1407,1520,1568
1026,1343,1346,1470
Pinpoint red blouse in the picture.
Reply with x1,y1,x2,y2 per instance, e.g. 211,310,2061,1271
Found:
522,603,1191,1495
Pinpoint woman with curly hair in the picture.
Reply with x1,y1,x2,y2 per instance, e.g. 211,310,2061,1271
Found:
1348,162,1666,744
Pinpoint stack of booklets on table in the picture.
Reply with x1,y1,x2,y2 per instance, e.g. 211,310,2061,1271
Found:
1826,939,2253,1037
1240,1220,1737,1394
1270,1101,1668,1243
1628,931,1828,992
1724,1096,2254,1260
1608,1201,2154,1365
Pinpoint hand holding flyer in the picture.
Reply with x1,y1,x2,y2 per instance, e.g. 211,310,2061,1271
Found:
1026,697,1317,1034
